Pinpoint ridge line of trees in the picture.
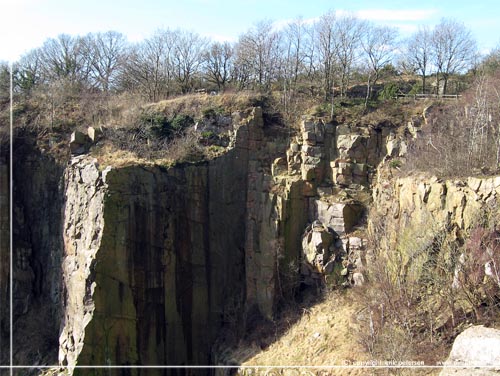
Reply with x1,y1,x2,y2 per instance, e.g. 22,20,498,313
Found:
5,12,483,103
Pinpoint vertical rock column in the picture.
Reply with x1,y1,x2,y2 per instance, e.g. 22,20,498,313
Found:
243,108,280,320
59,157,107,373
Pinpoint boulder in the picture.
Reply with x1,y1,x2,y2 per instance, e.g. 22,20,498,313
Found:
302,145,323,158
352,272,365,286
315,200,364,235
440,325,500,375
87,126,103,142
407,118,421,138
70,131,91,155
301,221,335,276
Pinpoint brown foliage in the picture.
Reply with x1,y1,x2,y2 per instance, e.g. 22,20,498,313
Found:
404,70,500,177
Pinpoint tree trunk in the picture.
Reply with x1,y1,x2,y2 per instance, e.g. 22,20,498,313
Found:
443,75,448,95
364,72,371,109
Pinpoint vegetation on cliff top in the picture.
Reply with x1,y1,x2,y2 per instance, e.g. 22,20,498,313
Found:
4,11,497,170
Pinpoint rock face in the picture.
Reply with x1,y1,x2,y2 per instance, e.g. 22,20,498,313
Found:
10,139,65,368
55,108,295,373
275,118,391,289
371,174,500,257
440,325,500,375
9,109,403,372
374,175,500,229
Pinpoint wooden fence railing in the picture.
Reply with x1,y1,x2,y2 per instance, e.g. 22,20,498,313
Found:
395,94,461,100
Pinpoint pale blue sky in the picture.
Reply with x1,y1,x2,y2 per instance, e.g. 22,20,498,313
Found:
2,0,499,62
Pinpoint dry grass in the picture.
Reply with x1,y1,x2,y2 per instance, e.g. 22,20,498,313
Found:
232,291,370,372
228,288,443,375
92,143,175,168
143,91,267,121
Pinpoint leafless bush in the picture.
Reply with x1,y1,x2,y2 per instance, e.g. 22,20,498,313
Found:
354,212,463,365
404,70,500,177
356,201,500,366
164,128,204,162
453,206,500,320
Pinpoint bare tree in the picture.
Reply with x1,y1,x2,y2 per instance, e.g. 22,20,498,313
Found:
282,17,310,89
361,24,398,106
39,34,90,85
172,30,208,93
16,48,44,94
404,26,433,94
279,17,312,112
303,23,318,82
123,29,179,101
84,31,128,91
124,40,166,101
333,14,366,97
235,20,283,90
316,10,337,99
202,41,233,91
431,18,477,95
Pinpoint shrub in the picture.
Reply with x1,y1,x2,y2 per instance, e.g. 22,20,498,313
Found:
408,82,423,95
201,131,215,139
201,106,224,119
403,72,500,177
389,159,402,169
378,82,400,100
355,201,500,365
167,129,204,163
139,111,171,139
311,102,331,117
139,112,194,140
171,114,194,133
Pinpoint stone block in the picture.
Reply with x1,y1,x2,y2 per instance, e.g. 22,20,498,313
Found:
467,177,482,192
302,145,323,158
336,124,351,136
70,131,91,155
316,201,363,234
314,126,325,144
324,122,335,134
87,126,103,142
303,131,316,145
70,131,89,144
303,156,321,166
301,120,315,133
349,237,363,249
